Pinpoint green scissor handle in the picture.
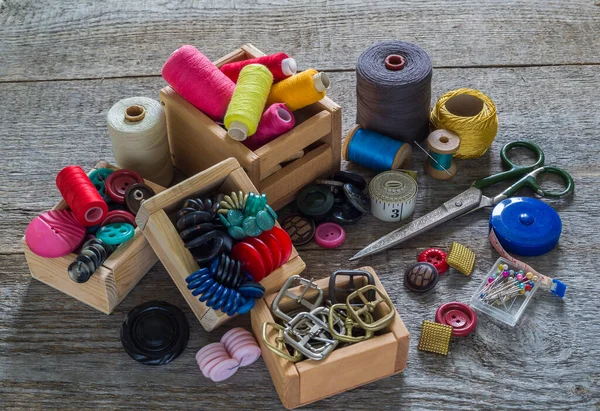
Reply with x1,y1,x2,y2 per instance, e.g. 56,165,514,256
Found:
498,166,575,200
473,141,545,189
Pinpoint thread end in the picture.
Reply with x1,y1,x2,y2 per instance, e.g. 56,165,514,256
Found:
313,72,330,93
281,58,297,77
228,121,249,141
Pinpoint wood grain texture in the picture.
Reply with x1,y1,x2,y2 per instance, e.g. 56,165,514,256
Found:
2,1,600,409
1,0,600,81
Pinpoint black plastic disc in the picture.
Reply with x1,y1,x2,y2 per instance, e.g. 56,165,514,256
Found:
120,301,189,366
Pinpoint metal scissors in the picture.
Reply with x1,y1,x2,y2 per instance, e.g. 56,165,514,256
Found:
350,141,575,261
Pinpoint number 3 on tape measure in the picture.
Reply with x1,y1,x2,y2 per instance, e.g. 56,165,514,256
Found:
369,171,418,223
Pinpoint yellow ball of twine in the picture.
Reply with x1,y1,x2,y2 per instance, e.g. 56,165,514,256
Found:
225,64,273,140
430,88,498,159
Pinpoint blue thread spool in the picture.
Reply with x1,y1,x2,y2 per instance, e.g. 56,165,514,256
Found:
343,125,412,172
425,129,460,180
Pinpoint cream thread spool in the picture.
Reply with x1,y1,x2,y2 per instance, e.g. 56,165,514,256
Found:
425,129,460,180
107,97,174,187
369,170,418,222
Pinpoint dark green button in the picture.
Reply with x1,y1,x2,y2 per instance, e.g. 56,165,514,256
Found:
296,185,334,218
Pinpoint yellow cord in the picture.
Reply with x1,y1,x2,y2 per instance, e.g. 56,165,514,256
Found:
430,88,498,159
267,68,327,111
225,64,273,138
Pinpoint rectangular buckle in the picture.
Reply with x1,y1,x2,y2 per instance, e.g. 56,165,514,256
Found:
271,275,323,323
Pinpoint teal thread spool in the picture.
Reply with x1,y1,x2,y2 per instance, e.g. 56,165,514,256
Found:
343,125,412,172
425,129,460,180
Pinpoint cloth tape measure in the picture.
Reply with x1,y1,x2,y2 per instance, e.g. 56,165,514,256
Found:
368,170,418,222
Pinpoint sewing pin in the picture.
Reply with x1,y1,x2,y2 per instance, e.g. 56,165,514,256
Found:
414,141,452,176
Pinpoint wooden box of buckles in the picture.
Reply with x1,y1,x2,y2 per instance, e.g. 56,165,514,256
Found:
159,43,342,211
250,266,409,409
21,161,165,314
136,157,306,331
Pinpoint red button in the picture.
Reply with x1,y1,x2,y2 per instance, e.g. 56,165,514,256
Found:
105,169,144,204
435,302,477,337
265,226,292,264
244,237,274,276
100,210,137,228
418,248,449,274
314,223,345,249
231,242,266,282
257,232,282,269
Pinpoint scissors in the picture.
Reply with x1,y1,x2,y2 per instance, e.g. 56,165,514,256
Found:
350,141,575,261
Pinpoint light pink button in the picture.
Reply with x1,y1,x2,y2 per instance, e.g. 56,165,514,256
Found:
25,210,85,258
314,222,346,249
230,343,262,367
209,358,241,382
221,327,252,347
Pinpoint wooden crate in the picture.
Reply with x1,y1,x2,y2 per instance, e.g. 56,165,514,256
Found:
22,161,165,314
159,43,342,211
136,157,306,331
251,266,409,409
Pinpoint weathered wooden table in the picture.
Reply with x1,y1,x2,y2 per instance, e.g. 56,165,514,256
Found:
1,1,599,409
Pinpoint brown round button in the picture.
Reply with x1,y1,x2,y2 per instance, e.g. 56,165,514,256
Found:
125,183,156,215
105,169,144,204
281,214,315,246
404,262,439,293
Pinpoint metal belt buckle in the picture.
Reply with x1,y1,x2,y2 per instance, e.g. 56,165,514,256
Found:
329,303,374,343
271,275,323,323
283,312,338,361
328,269,375,304
261,322,303,363
346,285,396,332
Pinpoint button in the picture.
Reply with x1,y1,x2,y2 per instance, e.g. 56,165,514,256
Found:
418,248,449,275
331,203,363,225
231,242,267,282
120,301,189,366
95,222,135,245
281,214,315,245
25,210,85,258
179,223,223,242
187,232,231,265
238,283,266,299
404,262,439,292
343,184,370,214
105,169,144,204
176,211,214,231
435,302,477,337
100,210,137,228
265,226,293,264
88,168,114,202
296,185,334,219
244,237,274,275
257,232,282,268
314,222,346,249
333,171,367,191
125,183,156,215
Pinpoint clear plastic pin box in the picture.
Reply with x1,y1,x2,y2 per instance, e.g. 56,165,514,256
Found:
470,257,539,327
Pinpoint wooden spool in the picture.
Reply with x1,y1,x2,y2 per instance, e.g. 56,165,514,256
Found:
425,129,460,180
343,124,412,170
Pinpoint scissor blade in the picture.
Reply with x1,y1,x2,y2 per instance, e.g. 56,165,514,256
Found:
350,187,483,261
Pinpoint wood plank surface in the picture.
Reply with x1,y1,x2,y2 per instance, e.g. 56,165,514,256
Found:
1,0,600,409
1,0,599,81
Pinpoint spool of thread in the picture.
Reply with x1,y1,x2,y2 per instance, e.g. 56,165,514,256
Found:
430,88,498,159
266,68,329,111
343,125,412,172
56,166,108,227
225,64,274,141
107,97,174,187
424,129,460,180
369,170,418,222
162,45,235,121
243,103,296,151
220,53,297,83
356,41,432,144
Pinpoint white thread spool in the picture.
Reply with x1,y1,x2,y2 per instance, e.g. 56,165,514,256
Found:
369,170,418,222
107,97,173,187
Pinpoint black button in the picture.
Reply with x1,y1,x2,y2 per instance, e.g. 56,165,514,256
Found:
333,171,367,191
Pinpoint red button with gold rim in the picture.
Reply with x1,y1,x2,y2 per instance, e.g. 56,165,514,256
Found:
418,248,449,275
435,302,477,337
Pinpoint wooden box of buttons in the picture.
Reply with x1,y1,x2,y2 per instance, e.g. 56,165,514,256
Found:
250,266,409,409
136,157,306,332
21,161,165,314
159,43,342,211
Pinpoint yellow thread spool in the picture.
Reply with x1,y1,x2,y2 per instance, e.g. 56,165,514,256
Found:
225,64,273,141
430,88,498,159
266,68,329,111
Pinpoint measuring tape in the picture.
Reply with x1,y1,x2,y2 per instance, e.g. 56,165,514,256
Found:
368,170,418,222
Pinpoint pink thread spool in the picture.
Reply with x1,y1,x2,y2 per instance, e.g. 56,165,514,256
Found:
162,45,235,121
243,103,295,151
220,52,297,83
